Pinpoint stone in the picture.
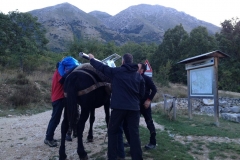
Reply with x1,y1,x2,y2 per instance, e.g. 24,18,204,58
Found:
220,107,231,113
219,101,229,108
203,99,214,105
221,113,240,123
200,106,214,114
230,106,240,113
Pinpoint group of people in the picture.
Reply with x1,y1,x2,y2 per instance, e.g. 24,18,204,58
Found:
89,53,157,160
44,53,157,160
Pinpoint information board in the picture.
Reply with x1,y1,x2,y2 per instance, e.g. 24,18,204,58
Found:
190,66,214,96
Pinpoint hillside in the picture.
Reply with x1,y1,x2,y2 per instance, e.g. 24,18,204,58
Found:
29,3,220,52
99,4,219,34
30,3,106,52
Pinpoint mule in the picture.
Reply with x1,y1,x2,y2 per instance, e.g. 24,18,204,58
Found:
59,65,111,160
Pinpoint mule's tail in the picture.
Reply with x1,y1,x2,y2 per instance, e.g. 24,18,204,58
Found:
64,75,79,129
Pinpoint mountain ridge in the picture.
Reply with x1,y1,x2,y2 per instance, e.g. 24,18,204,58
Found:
29,2,220,52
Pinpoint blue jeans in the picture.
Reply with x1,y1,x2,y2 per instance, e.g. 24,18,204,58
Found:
45,98,65,141
108,109,142,160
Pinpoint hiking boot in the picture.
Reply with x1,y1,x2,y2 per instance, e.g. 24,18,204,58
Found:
73,130,77,138
65,134,72,141
144,143,156,150
44,139,57,147
123,142,130,147
53,139,60,142
117,157,125,160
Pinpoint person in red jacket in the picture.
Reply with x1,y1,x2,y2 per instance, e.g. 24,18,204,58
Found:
44,62,65,147
44,57,79,147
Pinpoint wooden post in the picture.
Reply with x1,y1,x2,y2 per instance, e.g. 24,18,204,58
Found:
163,94,167,113
187,70,192,119
213,57,219,126
163,94,177,120
173,97,176,120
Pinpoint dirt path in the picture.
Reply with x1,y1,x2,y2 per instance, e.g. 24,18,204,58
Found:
0,107,164,160
0,108,108,160
1,107,239,160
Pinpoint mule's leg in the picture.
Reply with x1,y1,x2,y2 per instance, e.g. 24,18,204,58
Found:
59,107,69,160
73,105,80,138
65,122,72,141
87,108,95,142
77,108,90,160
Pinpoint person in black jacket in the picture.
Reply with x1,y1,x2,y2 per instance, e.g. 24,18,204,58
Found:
123,62,157,150
88,53,145,160
138,62,157,149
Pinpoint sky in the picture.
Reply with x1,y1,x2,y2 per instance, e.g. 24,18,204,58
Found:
0,0,239,27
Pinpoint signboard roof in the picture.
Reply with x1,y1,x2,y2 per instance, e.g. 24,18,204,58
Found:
177,50,230,64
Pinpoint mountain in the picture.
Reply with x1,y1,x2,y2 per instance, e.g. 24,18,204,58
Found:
30,3,106,52
89,11,112,20
97,4,219,34
29,3,220,52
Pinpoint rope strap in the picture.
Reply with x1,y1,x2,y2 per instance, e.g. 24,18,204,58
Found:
64,69,111,97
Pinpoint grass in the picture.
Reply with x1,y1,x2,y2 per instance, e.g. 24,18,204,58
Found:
90,147,108,159
97,104,240,160
207,142,240,160
140,127,194,160
148,106,240,159
152,107,240,138
0,103,52,117
0,70,52,116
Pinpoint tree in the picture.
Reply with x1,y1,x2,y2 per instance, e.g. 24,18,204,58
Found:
101,41,119,60
216,18,240,59
0,11,48,71
187,26,217,57
150,24,189,83
120,42,156,64
0,12,13,66
215,18,240,92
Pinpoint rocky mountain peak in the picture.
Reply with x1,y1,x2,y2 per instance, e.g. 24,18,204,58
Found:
29,3,220,52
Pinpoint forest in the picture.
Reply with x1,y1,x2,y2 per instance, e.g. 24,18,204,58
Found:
0,11,239,92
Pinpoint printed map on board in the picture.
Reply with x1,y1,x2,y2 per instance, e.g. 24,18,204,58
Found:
190,66,213,95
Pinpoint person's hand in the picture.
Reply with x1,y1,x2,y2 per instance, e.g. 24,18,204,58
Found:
88,53,94,60
144,99,151,109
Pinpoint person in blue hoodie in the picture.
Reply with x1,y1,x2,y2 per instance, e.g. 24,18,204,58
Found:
88,53,145,160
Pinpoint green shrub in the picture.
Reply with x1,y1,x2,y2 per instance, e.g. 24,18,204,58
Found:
8,83,40,106
6,73,29,85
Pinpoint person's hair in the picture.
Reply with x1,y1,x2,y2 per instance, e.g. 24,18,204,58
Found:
56,62,60,69
122,53,133,64
139,62,147,73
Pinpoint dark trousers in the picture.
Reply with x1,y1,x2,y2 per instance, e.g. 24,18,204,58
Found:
108,109,143,160
140,104,156,145
123,104,156,145
46,98,65,141
123,119,130,143
117,125,125,159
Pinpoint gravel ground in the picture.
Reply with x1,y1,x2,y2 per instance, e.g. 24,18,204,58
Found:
2,106,237,160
